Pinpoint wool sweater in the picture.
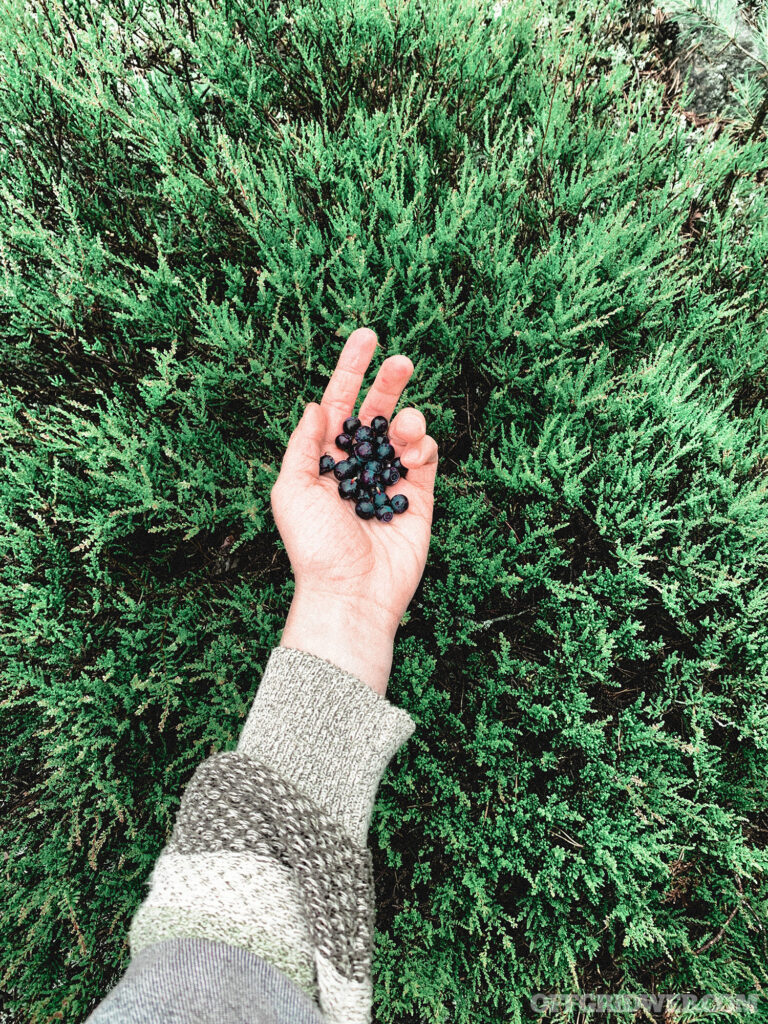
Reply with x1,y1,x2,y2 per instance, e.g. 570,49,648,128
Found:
85,644,416,1024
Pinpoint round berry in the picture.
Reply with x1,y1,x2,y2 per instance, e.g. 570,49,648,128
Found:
375,504,394,523
392,456,408,478
381,466,400,486
360,468,377,488
376,442,395,462
390,493,409,514
373,491,390,508
365,459,384,474
354,440,375,460
335,432,353,452
338,478,358,499
371,415,389,435
343,416,361,435
319,454,335,474
333,459,357,481
355,499,375,520
354,425,375,444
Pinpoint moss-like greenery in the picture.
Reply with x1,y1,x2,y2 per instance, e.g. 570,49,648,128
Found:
1,0,767,1020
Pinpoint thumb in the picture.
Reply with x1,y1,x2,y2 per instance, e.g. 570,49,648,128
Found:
278,402,327,483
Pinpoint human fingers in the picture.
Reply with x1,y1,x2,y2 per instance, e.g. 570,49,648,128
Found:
320,328,378,430
388,407,427,454
398,434,439,489
356,353,415,425
273,402,327,490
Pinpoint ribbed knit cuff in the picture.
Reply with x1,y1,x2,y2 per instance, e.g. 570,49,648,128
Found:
236,646,416,846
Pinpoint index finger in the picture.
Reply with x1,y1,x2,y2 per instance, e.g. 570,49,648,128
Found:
320,327,378,431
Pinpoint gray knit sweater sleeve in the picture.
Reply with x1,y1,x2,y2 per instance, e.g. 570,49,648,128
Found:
84,645,416,1024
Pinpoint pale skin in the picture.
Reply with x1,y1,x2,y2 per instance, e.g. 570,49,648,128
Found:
270,327,439,696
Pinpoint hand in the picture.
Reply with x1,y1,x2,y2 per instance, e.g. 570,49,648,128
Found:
270,327,439,694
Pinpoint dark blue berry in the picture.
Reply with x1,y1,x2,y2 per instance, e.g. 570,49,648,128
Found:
332,414,410,521
338,478,358,499
354,440,375,460
355,499,375,519
354,425,375,444
333,459,357,481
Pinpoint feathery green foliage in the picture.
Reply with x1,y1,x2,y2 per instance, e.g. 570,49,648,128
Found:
658,0,768,129
1,0,768,1021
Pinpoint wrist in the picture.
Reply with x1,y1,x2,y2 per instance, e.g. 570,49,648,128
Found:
280,586,396,696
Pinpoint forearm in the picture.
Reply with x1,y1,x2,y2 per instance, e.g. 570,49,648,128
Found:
280,585,396,697
88,642,415,1024
85,330,429,1024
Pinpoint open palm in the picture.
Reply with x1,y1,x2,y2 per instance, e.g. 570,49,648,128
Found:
270,328,439,639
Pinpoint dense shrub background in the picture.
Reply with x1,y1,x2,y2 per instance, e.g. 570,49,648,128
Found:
2,0,768,1020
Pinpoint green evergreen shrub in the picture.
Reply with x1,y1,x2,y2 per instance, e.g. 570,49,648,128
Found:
1,0,768,1020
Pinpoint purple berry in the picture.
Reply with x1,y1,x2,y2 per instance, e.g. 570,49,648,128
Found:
333,459,357,481
355,499,375,520
354,440,375,460
331,415,411,521
338,478,359,499
390,493,408,514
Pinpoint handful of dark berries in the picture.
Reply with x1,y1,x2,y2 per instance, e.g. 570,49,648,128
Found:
318,415,410,522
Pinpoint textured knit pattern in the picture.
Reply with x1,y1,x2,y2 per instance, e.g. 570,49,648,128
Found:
97,645,417,1024
128,852,317,989
237,646,417,846
131,754,377,982
84,936,326,1023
